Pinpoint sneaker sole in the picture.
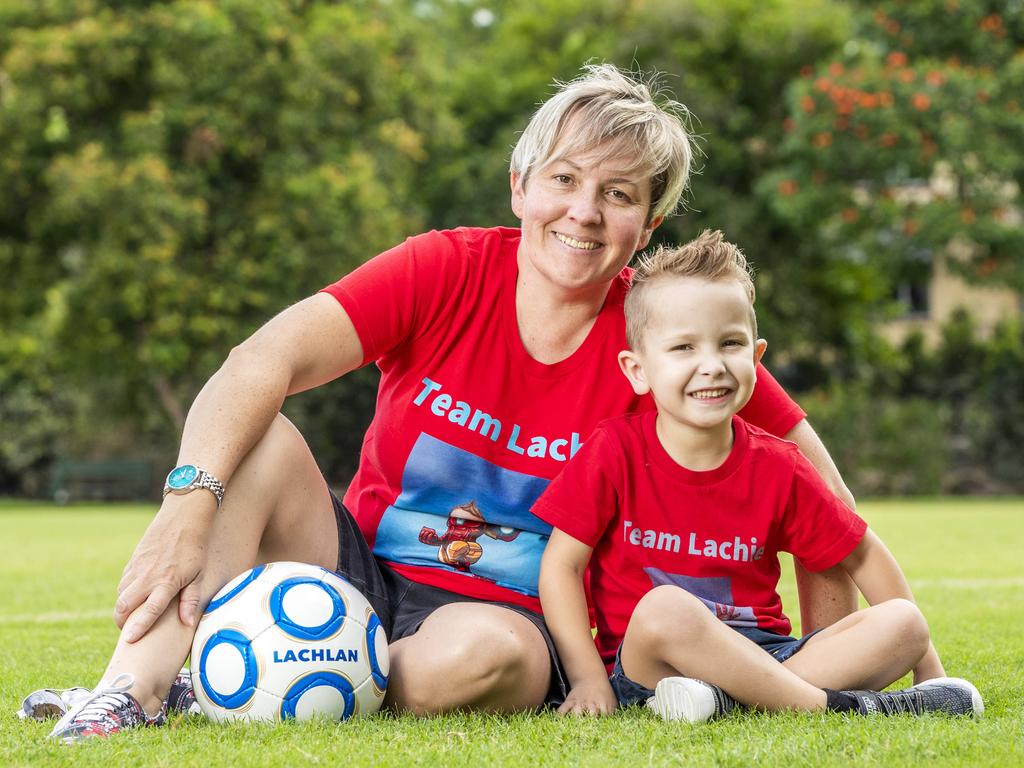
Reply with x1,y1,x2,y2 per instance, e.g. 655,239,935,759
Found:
651,677,715,723
916,676,984,717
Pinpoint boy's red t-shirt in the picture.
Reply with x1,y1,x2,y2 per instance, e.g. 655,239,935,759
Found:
532,411,867,668
320,227,807,612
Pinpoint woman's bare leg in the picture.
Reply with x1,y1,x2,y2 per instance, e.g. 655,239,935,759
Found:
386,603,552,714
99,414,339,715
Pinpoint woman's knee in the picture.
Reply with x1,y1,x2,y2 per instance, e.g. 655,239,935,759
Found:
393,607,548,714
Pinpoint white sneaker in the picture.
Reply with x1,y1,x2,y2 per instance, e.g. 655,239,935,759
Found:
19,667,199,721
18,687,91,720
648,677,737,723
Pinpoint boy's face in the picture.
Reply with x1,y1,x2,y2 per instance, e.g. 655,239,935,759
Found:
618,275,767,435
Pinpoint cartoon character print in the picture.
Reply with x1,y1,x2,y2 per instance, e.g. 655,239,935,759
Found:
418,501,521,573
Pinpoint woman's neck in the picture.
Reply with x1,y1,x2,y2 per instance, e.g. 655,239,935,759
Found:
514,269,610,364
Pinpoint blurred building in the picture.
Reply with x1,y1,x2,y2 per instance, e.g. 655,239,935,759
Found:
878,243,1021,346
874,165,1021,346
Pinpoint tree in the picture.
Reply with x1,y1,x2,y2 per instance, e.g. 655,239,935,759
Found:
0,1,453,471
768,0,1024,339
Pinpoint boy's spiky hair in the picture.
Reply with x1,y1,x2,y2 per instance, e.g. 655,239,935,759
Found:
624,229,757,349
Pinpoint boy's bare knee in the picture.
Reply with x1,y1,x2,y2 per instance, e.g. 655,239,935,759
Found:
631,585,710,649
877,598,930,652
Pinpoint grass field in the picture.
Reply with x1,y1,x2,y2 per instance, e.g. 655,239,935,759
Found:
2,498,1022,767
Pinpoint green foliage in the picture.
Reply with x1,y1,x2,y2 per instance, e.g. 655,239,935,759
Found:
0,0,451,453
770,0,1024,332
804,313,1024,495
1,1,1020,495
802,385,951,495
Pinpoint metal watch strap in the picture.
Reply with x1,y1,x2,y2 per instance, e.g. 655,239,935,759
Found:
196,470,226,507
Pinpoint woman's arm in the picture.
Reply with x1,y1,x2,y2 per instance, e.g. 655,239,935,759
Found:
784,418,859,633
539,528,617,715
784,419,855,510
116,294,364,641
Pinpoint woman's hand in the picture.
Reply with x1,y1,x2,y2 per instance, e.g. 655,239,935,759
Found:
114,494,217,642
557,677,618,716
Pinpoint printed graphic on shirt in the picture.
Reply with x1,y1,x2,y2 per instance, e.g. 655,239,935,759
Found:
645,567,758,627
375,433,552,596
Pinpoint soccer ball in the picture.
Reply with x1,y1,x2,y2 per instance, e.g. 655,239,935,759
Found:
190,561,389,722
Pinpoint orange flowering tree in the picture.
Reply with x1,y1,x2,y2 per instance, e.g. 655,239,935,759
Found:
766,0,1024,306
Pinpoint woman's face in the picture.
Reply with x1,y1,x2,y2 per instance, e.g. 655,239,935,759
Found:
511,140,663,296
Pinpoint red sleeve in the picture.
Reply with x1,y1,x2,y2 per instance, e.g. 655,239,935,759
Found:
777,450,867,571
532,425,621,548
737,363,806,438
319,230,465,366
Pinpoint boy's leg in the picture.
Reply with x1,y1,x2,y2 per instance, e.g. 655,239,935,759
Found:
782,598,931,691
620,585,826,712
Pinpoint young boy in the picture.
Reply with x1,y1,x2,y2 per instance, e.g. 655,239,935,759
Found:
534,230,982,721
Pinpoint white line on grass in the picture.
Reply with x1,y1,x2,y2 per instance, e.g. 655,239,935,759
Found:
3,576,1021,624
911,577,1024,589
0,609,111,625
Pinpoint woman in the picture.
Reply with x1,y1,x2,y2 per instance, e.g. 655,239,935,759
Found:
44,64,856,740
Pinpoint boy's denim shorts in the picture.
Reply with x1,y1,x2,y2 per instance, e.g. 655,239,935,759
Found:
609,625,822,707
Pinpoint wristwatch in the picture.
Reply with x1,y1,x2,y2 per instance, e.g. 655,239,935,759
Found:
163,464,225,507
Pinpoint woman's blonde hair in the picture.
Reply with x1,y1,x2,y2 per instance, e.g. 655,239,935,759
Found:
510,64,697,221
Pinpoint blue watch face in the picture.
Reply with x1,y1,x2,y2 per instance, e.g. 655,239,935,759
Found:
167,464,199,490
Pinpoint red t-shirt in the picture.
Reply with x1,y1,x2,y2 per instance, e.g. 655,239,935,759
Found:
532,411,866,668
320,227,806,612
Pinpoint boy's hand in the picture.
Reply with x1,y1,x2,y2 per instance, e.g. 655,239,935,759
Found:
558,677,618,716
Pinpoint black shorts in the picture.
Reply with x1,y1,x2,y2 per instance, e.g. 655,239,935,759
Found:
330,491,567,707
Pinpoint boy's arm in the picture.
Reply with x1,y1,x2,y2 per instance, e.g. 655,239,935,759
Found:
839,528,945,683
784,419,859,633
539,528,617,715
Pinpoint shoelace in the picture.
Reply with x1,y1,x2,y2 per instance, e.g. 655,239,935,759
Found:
58,672,137,724
874,689,924,715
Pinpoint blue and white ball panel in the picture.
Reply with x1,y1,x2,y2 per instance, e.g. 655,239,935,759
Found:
352,675,386,715
365,610,390,692
280,671,356,721
204,565,266,615
197,629,259,708
269,577,346,641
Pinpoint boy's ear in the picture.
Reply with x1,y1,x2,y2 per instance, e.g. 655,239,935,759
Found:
617,349,651,396
754,338,767,367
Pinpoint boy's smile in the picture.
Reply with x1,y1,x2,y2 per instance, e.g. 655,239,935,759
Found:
619,275,766,464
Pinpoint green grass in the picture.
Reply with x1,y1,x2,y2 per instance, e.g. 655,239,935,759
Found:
2,498,1022,767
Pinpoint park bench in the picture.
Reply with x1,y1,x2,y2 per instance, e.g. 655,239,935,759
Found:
49,457,154,503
